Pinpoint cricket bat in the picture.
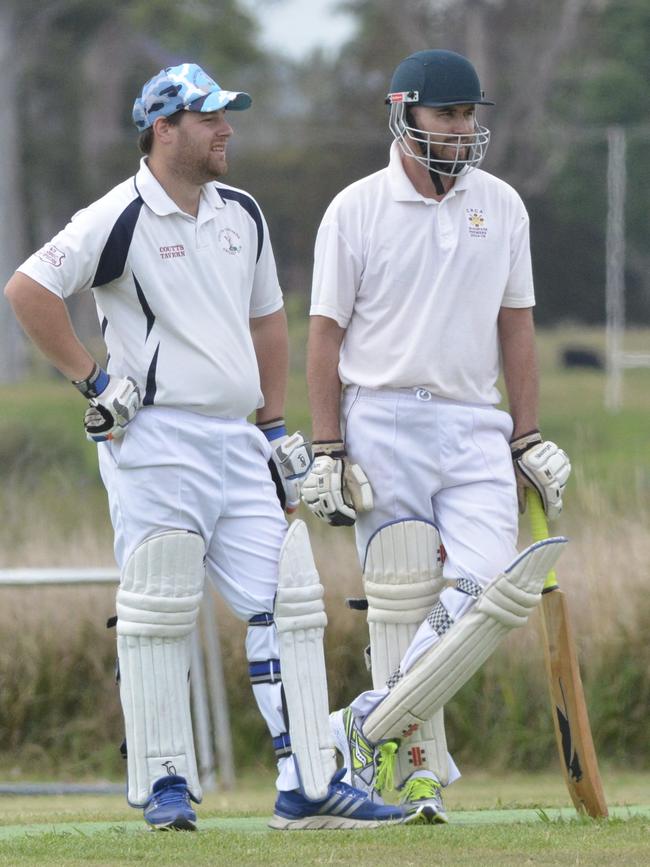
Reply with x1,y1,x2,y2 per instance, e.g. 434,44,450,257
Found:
527,488,608,817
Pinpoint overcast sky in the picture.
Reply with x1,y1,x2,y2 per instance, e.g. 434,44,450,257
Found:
244,0,357,58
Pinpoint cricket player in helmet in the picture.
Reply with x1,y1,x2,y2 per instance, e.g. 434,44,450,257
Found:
302,49,571,823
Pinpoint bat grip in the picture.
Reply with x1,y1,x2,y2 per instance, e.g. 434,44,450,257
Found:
526,489,558,591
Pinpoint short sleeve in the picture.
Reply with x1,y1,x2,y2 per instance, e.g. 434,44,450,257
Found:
310,211,362,328
249,207,283,318
16,203,115,299
501,199,535,308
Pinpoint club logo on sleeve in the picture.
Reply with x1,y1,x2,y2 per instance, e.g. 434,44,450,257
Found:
466,208,487,238
36,244,66,267
219,228,242,255
159,244,185,259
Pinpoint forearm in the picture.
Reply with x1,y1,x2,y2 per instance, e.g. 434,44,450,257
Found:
498,306,539,438
251,308,289,423
4,272,94,380
307,315,345,441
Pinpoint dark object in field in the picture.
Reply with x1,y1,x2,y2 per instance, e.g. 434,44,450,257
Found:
561,347,604,370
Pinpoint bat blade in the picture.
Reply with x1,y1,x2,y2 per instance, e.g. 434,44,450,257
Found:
528,490,608,818
540,586,608,817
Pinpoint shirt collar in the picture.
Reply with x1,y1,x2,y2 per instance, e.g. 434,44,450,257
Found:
135,158,225,217
387,140,472,203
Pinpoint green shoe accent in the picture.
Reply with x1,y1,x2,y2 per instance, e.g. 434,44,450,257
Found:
343,707,374,773
375,741,398,794
401,775,442,803
400,775,448,824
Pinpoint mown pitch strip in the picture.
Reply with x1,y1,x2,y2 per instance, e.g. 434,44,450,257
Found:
0,805,648,839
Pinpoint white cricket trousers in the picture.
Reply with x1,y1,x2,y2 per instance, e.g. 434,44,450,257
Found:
341,387,519,719
98,406,300,792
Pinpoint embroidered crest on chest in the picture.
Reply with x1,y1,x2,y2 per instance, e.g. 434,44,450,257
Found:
466,208,487,238
219,228,242,255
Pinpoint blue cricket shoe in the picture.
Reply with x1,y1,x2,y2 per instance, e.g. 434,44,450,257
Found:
143,774,198,830
269,768,406,830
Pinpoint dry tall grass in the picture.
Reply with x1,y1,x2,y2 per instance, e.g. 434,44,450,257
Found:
0,486,647,778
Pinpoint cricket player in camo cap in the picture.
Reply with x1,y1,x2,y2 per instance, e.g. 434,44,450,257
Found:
301,49,571,824
5,62,408,831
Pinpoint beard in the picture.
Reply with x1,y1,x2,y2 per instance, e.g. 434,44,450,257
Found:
431,141,469,165
174,133,229,183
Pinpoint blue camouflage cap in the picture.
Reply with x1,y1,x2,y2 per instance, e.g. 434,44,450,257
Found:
133,62,252,131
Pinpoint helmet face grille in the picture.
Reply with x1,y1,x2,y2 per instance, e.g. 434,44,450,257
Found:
388,102,490,177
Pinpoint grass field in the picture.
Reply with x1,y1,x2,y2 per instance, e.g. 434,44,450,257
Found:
0,326,649,777
0,770,649,866
0,324,648,863
1,323,648,561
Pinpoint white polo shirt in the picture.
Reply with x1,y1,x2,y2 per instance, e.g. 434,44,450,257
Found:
19,159,283,419
311,142,535,406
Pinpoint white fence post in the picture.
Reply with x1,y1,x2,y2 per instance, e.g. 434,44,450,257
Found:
605,125,650,411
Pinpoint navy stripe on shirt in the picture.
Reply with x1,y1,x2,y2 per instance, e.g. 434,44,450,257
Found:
143,343,160,406
92,196,144,288
133,274,156,340
218,188,264,262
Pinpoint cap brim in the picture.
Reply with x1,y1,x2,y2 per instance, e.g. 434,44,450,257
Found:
187,90,252,113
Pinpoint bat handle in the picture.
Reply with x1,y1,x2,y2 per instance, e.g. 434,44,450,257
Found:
526,489,559,591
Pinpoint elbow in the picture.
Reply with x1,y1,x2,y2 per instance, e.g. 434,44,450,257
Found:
4,274,22,308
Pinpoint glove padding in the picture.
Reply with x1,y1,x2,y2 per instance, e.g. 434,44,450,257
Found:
258,419,313,514
83,375,141,443
511,431,571,521
269,431,313,514
301,440,373,526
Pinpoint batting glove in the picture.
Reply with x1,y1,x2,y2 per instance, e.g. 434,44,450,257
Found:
258,418,313,514
511,430,571,521
73,363,141,443
300,440,373,527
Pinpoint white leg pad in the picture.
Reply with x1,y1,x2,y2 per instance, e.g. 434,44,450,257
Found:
275,520,337,800
363,537,567,743
364,519,444,683
116,530,205,806
364,520,450,784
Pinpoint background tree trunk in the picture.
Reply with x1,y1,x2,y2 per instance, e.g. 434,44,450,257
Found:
0,4,28,383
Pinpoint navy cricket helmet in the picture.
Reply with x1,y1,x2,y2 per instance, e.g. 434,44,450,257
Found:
388,49,494,108
386,49,493,178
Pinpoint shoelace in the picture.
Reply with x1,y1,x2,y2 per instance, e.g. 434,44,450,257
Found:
150,784,189,807
374,740,398,794
401,776,442,802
